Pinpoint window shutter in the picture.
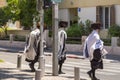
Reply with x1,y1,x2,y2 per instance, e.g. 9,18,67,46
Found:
96,6,100,23
110,5,115,26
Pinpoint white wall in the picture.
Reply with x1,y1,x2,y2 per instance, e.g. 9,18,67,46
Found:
59,9,69,21
78,7,96,23
115,5,120,26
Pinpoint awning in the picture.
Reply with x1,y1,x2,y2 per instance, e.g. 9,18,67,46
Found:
0,0,7,8
59,0,120,8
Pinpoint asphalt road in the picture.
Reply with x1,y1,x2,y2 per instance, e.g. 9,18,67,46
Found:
0,51,120,80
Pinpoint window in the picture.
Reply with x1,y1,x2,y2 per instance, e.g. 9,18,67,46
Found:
96,6,112,29
101,7,110,29
104,7,110,29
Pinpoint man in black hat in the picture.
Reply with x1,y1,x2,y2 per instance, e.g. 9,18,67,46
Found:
83,22,107,80
58,29,67,74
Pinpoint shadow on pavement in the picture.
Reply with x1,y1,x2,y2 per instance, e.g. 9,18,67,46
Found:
0,68,34,80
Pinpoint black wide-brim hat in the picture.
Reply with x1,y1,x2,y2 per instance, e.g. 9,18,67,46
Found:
91,23,101,29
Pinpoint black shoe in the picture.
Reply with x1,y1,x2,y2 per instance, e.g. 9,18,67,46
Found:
87,71,92,78
29,63,35,72
31,69,35,72
92,77,100,80
58,71,65,74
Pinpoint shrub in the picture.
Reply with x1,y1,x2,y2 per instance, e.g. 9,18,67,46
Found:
66,19,92,38
108,24,120,37
0,27,6,38
84,20,92,35
66,23,85,38
102,38,111,46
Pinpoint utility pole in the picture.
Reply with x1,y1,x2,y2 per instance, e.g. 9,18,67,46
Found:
52,2,59,76
36,0,45,78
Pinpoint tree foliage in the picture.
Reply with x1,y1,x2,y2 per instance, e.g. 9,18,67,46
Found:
0,9,6,26
1,0,20,24
0,0,38,29
44,8,52,28
0,0,52,30
18,0,38,29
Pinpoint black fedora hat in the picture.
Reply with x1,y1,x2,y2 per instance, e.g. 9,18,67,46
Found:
91,22,101,30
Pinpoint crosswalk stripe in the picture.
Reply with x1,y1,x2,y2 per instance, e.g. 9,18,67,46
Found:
45,58,120,76
63,63,90,69
62,66,116,76
65,62,120,72
66,61,120,67
65,61,90,65
101,69,120,73
104,64,120,69
45,63,120,75
104,66,120,70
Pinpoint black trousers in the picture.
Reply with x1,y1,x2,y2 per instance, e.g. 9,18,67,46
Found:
91,48,103,69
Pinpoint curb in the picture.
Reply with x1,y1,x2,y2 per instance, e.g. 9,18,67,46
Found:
66,54,85,59
0,48,22,53
44,53,84,59
0,48,84,59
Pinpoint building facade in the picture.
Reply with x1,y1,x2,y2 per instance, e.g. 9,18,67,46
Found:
59,0,120,38
0,0,7,7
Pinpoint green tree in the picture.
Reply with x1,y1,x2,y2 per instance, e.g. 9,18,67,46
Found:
19,0,38,29
44,8,52,29
0,0,19,26
2,0,20,22
0,9,6,26
0,0,37,30
0,0,52,30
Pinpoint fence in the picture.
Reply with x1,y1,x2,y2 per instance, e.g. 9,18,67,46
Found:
0,28,119,46
66,37,81,44
66,37,120,47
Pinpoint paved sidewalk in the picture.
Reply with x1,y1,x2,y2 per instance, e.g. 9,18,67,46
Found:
0,46,85,59
0,51,117,80
0,61,75,80
0,46,83,80
1,40,120,80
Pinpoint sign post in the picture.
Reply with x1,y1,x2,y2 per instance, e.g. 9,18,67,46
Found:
52,0,62,76
36,0,44,80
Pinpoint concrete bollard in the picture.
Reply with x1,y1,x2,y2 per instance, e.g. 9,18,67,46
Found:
81,36,87,50
38,56,45,77
17,54,22,69
10,34,13,43
35,69,42,80
111,37,119,47
74,67,80,80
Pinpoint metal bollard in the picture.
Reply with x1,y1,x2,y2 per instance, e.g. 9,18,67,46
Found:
35,69,42,80
74,67,80,80
17,54,22,69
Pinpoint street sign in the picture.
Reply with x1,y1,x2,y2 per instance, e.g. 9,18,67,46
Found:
51,0,62,3
78,8,81,12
